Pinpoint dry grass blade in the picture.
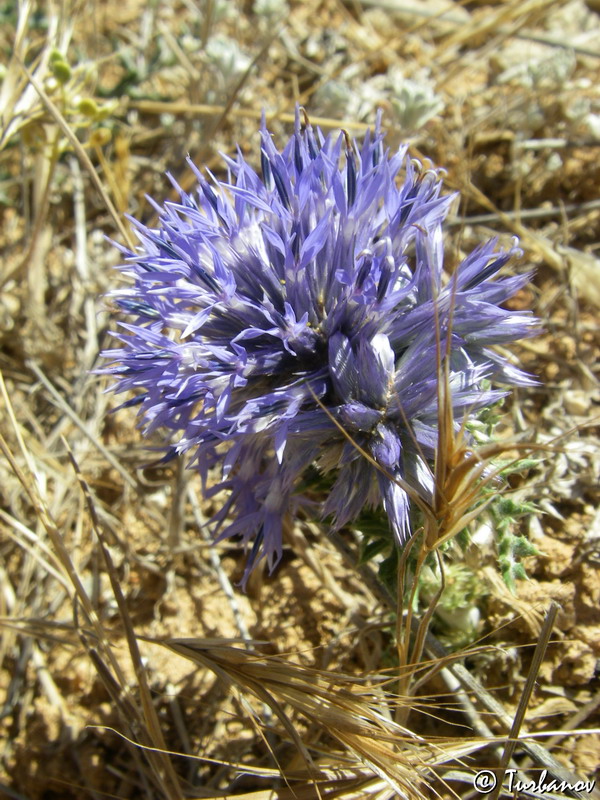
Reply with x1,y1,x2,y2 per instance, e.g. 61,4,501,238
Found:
89,728,436,800
435,0,568,57
148,636,496,799
130,100,372,133
0,615,82,648
15,60,134,249
328,524,592,791
0,374,183,798
489,600,560,800
1,0,597,795
0,0,73,150
27,360,138,490
64,443,185,800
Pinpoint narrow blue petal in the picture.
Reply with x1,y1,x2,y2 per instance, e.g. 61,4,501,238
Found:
100,105,539,585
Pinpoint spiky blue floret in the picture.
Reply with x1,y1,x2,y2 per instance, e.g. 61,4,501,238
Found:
100,109,538,584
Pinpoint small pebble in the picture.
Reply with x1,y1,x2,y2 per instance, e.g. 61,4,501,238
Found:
563,390,590,416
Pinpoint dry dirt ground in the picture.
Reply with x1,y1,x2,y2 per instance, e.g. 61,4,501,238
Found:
0,0,599,798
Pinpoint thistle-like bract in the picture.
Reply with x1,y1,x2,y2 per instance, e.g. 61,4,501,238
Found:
101,110,537,584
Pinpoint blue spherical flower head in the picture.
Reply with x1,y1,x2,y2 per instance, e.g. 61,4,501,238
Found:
101,109,537,586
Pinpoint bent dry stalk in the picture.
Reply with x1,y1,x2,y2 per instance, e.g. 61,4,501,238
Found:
100,108,538,586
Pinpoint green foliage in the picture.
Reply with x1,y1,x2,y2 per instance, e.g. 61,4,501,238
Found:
77,97,99,118
468,422,540,594
51,58,71,85
49,48,66,64
354,505,400,594
349,441,540,650
0,2,17,25
466,387,504,441
490,493,539,593
354,508,489,648
379,546,399,594
95,39,167,99
497,458,539,477
419,562,487,648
